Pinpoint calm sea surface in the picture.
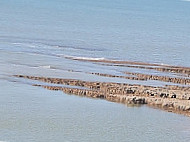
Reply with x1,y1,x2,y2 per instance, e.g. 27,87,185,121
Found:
0,0,190,141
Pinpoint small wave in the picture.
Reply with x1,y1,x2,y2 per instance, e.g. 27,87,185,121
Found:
160,63,170,66
30,65,57,69
12,42,53,50
39,65,52,69
12,42,37,48
53,45,105,52
64,55,105,61
9,62,56,70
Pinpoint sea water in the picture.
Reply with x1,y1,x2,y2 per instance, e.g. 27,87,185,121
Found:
0,0,190,141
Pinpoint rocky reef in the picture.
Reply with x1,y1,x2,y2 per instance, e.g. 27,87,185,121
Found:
14,75,190,116
65,56,190,76
12,58,190,116
86,71,190,85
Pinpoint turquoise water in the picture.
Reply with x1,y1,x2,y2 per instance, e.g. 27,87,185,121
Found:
0,0,190,141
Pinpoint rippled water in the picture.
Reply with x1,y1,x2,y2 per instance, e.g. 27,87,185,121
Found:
0,0,190,141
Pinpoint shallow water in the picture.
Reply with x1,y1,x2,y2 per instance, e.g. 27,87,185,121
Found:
1,80,190,142
0,0,190,141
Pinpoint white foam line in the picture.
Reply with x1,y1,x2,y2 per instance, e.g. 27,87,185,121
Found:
39,65,51,69
64,55,105,61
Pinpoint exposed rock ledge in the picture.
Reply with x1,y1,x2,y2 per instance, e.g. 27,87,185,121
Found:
14,75,190,117
65,57,190,76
